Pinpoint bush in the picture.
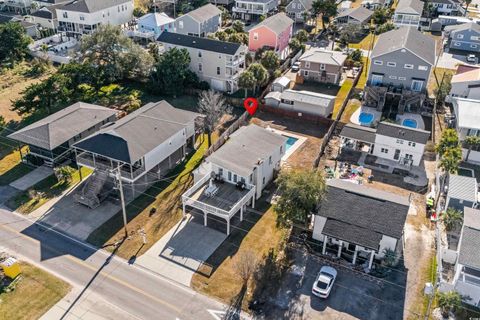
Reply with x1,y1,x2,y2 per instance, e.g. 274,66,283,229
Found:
54,166,76,184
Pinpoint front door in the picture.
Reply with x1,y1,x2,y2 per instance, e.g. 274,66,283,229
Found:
371,74,383,86
394,149,401,160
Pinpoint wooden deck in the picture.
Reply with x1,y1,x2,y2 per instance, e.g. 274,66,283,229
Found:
191,182,250,212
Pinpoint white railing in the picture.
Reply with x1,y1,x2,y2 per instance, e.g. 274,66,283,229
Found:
229,184,256,216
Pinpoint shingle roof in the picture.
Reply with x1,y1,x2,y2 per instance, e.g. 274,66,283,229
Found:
464,207,480,230
452,68,480,83
459,225,480,269
8,103,116,150
339,123,377,143
394,0,423,15
30,9,54,19
299,48,348,66
59,0,131,13
448,174,478,202
250,13,293,35
336,7,373,23
376,122,430,144
206,125,287,177
371,27,436,66
317,179,410,249
138,12,174,27
73,101,200,164
296,0,313,10
445,22,480,34
184,3,221,22
157,32,243,55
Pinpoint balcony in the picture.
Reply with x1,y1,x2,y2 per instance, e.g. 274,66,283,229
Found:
232,6,266,15
76,151,146,181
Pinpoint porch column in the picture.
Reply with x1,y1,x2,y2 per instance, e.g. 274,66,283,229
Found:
168,155,172,169
204,211,207,226
252,194,255,209
352,246,358,265
192,134,196,149
240,206,243,222
182,203,186,217
322,236,328,255
337,240,343,258
368,250,375,269
227,218,230,235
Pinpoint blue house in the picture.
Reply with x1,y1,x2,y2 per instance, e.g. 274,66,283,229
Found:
446,22,480,53
138,12,175,37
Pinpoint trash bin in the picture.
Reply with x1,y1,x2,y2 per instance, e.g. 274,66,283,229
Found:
1,257,21,279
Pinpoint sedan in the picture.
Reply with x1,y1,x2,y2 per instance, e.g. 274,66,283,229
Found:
291,61,301,72
467,54,477,63
312,266,337,298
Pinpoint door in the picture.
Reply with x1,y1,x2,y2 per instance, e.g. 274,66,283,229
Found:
394,149,401,160
411,80,424,92
371,74,383,86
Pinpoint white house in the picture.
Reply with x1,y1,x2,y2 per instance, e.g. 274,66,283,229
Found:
174,4,221,37
393,0,423,28
452,97,480,163
312,179,410,268
137,12,174,38
264,89,335,118
232,0,278,21
271,76,291,92
182,125,286,234
56,0,134,36
448,68,480,101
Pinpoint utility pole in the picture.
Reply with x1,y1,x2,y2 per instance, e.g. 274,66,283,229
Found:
116,166,128,238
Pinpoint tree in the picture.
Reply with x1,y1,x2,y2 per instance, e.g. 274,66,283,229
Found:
0,22,32,66
339,24,362,49
464,135,480,162
227,32,246,44
382,248,396,267
274,169,327,227
376,22,395,34
289,38,305,53
238,70,256,98
437,291,461,317
54,166,76,184
465,0,472,15
349,49,363,62
436,129,461,156
232,20,245,33
372,7,390,25
0,115,5,133
234,250,258,284
295,29,309,43
151,47,194,96
133,7,146,17
197,90,231,147
434,73,452,106
260,50,280,74
312,0,337,29
442,208,463,231
439,147,462,174
215,30,228,41
247,63,269,93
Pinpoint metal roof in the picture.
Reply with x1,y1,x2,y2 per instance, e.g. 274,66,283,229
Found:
394,0,423,15
336,7,373,23
448,174,478,203
183,4,221,22
299,48,348,66
339,123,377,144
250,13,293,35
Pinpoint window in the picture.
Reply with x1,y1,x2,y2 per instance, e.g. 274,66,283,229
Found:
80,15,85,21
62,11,68,18
472,36,480,41
472,44,478,48
198,51,202,57
198,63,202,72
304,70,309,76
233,174,237,183
398,77,406,80
228,171,232,181
292,3,296,8
249,173,253,183
457,34,464,39
217,67,221,75
408,141,416,147
387,62,396,67
411,79,424,92
454,41,461,46
218,168,223,176
269,156,272,164
405,154,413,160
253,32,258,40
404,64,414,69
373,60,383,65
371,74,383,86
319,63,325,70
305,61,310,68
179,21,184,29
262,177,266,185
381,148,389,154
396,139,404,144
389,75,397,79
418,65,428,71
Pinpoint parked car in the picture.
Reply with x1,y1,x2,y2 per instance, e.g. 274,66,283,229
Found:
467,54,477,63
291,61,301,72
312,266,337,298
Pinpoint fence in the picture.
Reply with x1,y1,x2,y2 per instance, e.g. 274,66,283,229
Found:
204,111,250,157
313,65,364,168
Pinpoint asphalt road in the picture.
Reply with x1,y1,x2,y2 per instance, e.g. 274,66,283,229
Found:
0,208,231,320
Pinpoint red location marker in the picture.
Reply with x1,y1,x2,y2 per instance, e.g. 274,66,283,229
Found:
244,97,258,116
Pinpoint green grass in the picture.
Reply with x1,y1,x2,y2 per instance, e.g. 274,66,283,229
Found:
0,262,71,320
7,166,92,214
340,100,361,123
350,33,377,51
355,57,369,90
333,79,354,119
0,136,32,186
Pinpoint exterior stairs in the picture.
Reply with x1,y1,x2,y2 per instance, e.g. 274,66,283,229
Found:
74,170,110,209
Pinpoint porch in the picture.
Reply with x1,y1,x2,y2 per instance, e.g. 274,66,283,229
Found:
181,173,256,235
320,234,377,270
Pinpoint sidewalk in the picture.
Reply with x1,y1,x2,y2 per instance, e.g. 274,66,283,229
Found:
9,165,52,190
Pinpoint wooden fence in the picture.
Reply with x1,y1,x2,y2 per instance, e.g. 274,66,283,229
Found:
204,111,250,157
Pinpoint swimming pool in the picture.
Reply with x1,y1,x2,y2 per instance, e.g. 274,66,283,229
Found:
284,136,299,151
402,119,417,128
359,112,374,126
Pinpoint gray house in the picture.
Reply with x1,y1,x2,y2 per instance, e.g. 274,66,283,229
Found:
175,4,221,37
445,23,480,53
393,0,423,27
368,27,436,92
285,0,313,23
334,7,373,26
446,174,478,211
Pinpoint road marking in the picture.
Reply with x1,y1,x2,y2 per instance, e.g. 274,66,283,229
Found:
0,222,183,314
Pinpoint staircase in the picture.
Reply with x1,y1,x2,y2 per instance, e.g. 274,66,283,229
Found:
74,170,110,209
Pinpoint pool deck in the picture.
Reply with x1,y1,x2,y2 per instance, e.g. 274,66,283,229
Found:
350,107,382,126
396,113,425,130
265,127,307,162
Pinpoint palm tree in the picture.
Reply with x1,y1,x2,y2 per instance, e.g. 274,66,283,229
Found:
442,208,463,231
464,135,480,162
382,248,396,267
437,290,461,317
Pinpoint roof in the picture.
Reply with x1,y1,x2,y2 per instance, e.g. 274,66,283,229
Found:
157,32,243,55
299,48,348,66
36,0,72,3
394,0,423,15
271,89,335,107
138,12,174,27
445,22,480,34
456,64,480,75
8,103,116,150
30,9,54,19
74,101,200,164
317,179,410,249
183,4,221,22
294,0,313,10
464,207,480,230
206,125,287,177
376,122,430,144
336,7,373,23
250,13,293,35
371,27,436,66
459,223,480,269
448,174,478,202
272,76,291,87
452,68,480,83
339,123,377,143
453,98,480,130
431,0,459,4
58,0,131,13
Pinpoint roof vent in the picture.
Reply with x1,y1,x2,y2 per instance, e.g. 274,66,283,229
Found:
192,40,196,44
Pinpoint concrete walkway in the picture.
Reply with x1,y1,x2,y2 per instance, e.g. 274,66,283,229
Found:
136,215,227,287
9,165,52,190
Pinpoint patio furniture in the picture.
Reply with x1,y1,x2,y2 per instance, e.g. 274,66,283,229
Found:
205,184,219,197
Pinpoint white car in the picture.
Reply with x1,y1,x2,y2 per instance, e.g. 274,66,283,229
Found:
467,54,477,63
291,61,301,72
312,266,337,298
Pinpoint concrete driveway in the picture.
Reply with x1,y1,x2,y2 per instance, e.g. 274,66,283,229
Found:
9,165,52,190
437,51,476,70
136,214,227,287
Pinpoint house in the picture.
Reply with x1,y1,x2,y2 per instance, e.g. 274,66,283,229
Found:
285,0,313,23
361,0,387,10
452,98,480,163
312,179,410,268
430,0,463,15
182,124,286,234
453,207,480,306
56,0,134,36
271,76,291,92
26,3,65,31
248,13,294,59
392,0,423,28
0,14,39,38
448,68,480,101
232,0,278,21
338,1,353,13
3,0,32,14
445,23,480,53
7,102,117,166
32,0,72,7
137,12,174,37
174,4,221,37
298,48,348,84
73,101,201,206
334,7,373,26
264,89,336,117
157,32,246,93
445,175,478,211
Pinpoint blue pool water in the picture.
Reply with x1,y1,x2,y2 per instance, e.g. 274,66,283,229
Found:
402,119,417,128
284,136,298,151
359,112,374,125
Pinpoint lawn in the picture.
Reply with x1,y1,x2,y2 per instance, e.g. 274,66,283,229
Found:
0,262,71,320
427,67,455,97
349,33,376,51
190,206,288,308
6,166,92,214
340,99,361,123
332,79,354,119
355,56,369,90
0,137,32,186
87,135,209,259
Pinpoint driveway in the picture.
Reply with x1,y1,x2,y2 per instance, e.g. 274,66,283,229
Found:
9,165,52,190
437,51,476,70
136,214,227,287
